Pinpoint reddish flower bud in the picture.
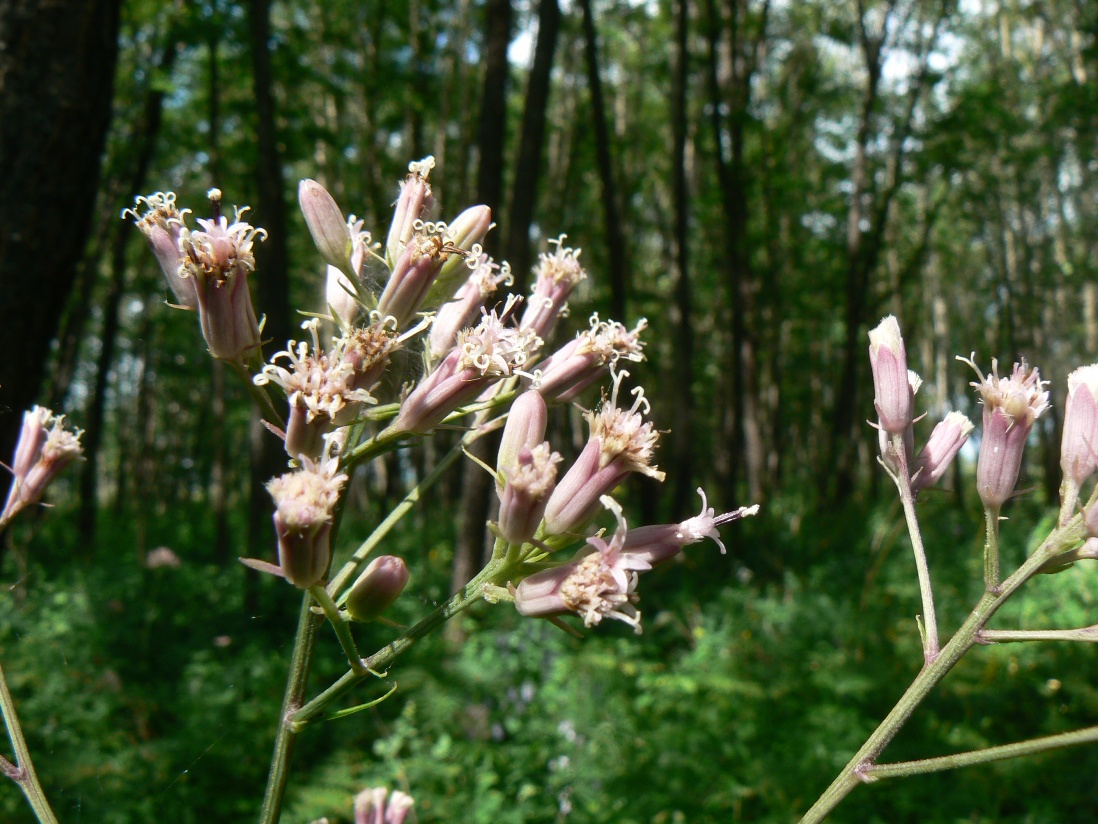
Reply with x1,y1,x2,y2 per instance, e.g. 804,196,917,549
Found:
344,556,410,622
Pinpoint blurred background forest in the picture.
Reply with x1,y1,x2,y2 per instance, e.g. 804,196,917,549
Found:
2,0,1098,821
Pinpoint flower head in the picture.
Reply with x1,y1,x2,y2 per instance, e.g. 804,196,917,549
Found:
429,250,512,360
497,443,562,545
177,190,267,363
354,787,414,824
515,497,647,633
344,556,410,622
519,236,587,341
621,488,759,565
541,368,664,536
531,314,647,402
911,411,973,495
386,156,436,267
123,192,197,307
267,455,348,588
255,320,376,458
1,407,84,527
960,355,1050,509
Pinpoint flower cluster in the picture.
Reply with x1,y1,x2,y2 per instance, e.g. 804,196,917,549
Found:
1,407,84,527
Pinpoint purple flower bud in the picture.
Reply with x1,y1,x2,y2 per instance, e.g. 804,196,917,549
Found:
869,316,919,434
391,301,539,434
385,156,435,267
177,191,267,364
519,236,588,341
542,370,664,535
354,787,414,824
1,407,84,527
620,488,759,565
1061,365,1098,489
124,192,198,308
911,411,973,494
961,356,1049,510
516,496,647,632
267,456,347,588
344,556,410,622
497,443,561,544
299,179,352,273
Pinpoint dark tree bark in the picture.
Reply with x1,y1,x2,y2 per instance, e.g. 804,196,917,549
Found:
668,0,695,516
0,0,122,506
451,0,513,597
578,0,628,321
248,0,294,600
505,0,561,293
76,31,179,546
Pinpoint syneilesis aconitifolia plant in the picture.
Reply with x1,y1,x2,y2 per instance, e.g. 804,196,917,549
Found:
799,316,1098,822
114,156,760,822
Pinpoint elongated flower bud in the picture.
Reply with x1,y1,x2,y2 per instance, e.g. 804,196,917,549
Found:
911,412,973,494
519,236,587,341
426,205,494,304
496,390,548,479
299,179,352,273
386,156,435,267
1061,365,1098,488
869,316,917,435
124,192,198,308
344,556,410,622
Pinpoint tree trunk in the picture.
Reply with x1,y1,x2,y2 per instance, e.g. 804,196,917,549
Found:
0,0,122,510
667,0,695,517
578,0,629,321
505,0,561,293
248,0,293,610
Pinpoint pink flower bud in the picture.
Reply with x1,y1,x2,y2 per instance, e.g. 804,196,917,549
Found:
496,390,548,478
354,787,414,824
344,556,410,622
1,407,84,527
124,192,198,308
299,179,352,272
869,316,918,434
961,356,1049,510
519,236,587,341
385,156,435,267
1061,365,1098,488
267,457,347,588
620,488,759,565
497,443,561,544
911,411,973,494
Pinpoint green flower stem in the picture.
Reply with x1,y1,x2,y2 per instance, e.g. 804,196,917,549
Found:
890,432,939,662
977,626,1098,643
292,557,508,730
0,661,59,824
258,594,323,824
798,519,1083,824
863,725,1098,781
227,360,286,430
984,505,1001,592
309,586,368,674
